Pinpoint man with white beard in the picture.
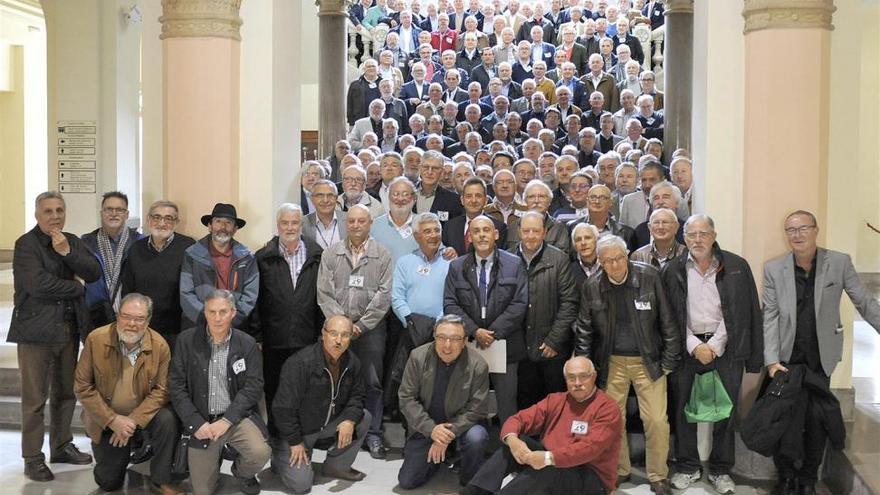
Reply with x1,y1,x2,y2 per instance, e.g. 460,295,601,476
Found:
179,203,259,330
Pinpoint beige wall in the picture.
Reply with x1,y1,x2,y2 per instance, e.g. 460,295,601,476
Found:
854,0,880,273
299,4,319,131
0,45,25,248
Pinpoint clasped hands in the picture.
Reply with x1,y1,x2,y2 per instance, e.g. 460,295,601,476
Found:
193,418,232,442
427,423,456,464
505,436,549,470
108,414,137,447
288,419,356,467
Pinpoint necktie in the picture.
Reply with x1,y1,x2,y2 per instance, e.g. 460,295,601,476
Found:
464,224,471,251
479,259,488,308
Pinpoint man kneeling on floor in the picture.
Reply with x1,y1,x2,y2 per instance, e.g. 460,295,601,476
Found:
74,293,181,494
398,314,490,489
271,315,371,493
459,356,622,495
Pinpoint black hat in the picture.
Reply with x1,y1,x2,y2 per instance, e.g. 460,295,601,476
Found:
201,203,246,228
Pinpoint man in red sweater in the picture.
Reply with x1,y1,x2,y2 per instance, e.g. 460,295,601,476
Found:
459,356,621,495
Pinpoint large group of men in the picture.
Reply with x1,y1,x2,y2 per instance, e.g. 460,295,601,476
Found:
8,1,880,495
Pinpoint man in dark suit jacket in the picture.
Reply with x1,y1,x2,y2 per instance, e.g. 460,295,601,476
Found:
441,177,508,256
413,150,464,224
556,29,589,75
457,82,494,120
443,215,528,425
555,62,587,108
399,62,432,114
611,18,645,64
390,11,422,54
518,12,554,43
469,47,498,92
456,36,484,76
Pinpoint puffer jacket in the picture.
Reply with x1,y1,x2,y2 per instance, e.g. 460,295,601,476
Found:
574,261,681,387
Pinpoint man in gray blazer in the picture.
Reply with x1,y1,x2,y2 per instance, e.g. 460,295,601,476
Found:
762,210,880,495
301,180,347,249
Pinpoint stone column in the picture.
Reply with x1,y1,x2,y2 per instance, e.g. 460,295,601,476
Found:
662,0,694,157
161,0,242,235
317,0,350,165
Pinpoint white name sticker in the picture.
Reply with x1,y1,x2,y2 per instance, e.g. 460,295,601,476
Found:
232,359,246,375
438,211,449,221
571,420,588,435
401,227,413,238
635,301,652,311
349,275,365,288
417,264,432,276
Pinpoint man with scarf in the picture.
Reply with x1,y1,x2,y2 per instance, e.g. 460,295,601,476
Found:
82,191,142,331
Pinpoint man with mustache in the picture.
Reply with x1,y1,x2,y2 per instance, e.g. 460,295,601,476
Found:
74,293,180,494
9,191,101,481
459,357,622,495
180,203,259,330
271,315,371,492
121,200,195,351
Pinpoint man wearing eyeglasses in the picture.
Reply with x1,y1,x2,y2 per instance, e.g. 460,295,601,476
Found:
121,200,195,351
630,208,686,269
632,181,686,250
338,165,386,218
574,235,679,494
271,315,371,492
74,293,180,495
397,314,490,489
762,210,880,495
660,214,763,495
82,191,143,331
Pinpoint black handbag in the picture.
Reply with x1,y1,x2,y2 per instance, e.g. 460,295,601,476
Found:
171,434,190,475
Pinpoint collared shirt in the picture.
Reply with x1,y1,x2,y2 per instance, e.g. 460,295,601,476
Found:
391,246,450,323
518,242,544,268
589,72,603,87
474,252,494,288
416,187,437,214
148,233,175,253
579,257,602,279
631,240,685,269
207,328,232,415
400,26,413,52
379,182,391,211
208,242,233,290
315,213,341,249
531,44,544,64
348,237,370,267
279,238,308,291
118,337,142,366
685,254,728,356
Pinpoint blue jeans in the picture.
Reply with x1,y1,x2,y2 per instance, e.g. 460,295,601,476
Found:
398,424,488,489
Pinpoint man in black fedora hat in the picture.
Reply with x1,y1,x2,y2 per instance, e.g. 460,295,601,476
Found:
180,203,259,330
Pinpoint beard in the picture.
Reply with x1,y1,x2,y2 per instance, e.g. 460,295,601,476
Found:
117,328,144,346
212,232,232,245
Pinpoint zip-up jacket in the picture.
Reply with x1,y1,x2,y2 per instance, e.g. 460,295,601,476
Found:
168,324,266,448
660,243,764,373
574,261,680,387
179,235,259,330
271,343,366,447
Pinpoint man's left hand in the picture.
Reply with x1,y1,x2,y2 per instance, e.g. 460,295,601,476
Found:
539,342,558,359
442,247,457,260
207,419,231,440
337,420,355,449
526,451,548,470
109,431,132,448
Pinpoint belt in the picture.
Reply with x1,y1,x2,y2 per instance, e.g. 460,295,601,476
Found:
206,414,225,423
693,333,714,343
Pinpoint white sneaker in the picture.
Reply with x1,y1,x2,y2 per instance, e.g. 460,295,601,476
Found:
708,473,737,494
670,470,702,490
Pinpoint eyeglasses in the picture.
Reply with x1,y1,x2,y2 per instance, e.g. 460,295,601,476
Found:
684,231,714,240
650,220,675,227
312,193,337,200
587,195,610,202
324,329,353,339
569,183,591,191
103,207,128,215
435,335,465,344
118,313,148,324
149,214,178,224
599,254,627,265
391,191,413,199
784,225,816,237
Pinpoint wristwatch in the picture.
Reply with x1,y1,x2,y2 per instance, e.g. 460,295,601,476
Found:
544,451,554,466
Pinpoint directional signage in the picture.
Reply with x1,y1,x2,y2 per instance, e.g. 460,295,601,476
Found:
57,120,98,193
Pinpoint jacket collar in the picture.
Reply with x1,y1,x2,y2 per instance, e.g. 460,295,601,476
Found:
598,261,640,292
102,324,155,353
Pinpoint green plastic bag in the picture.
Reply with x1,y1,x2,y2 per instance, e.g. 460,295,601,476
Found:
684,370,733,423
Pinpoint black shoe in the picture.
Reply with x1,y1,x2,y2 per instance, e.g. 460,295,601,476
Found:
322,465,367,481
239,476,261,495
365,436,387,459
650,479,673,495
797,480,817,495
773,477,797,495
49,443,93,465
458,486,490,495
24,460,55,482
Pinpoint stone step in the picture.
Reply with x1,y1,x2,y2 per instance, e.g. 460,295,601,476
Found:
0,368,19,396
0,395,85,432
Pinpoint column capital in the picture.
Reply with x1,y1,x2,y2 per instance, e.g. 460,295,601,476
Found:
665,0,695,15
316,0,355,16
742,0,836,34
159,0,243,41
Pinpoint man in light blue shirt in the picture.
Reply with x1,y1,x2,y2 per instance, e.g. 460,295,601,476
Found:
392,212,451,325
371,177,420,262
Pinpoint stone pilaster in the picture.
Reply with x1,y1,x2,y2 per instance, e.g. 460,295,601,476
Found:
317,0,352,172
159,0,243,40
742,0,836,34
662,0,694,158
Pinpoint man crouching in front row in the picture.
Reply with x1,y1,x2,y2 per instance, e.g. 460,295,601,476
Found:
460,356,622,495
271,315,372,494
74,293,181,495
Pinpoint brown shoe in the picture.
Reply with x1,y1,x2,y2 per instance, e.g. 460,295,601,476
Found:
650,479,673,495
49,443,93,465
322,465,366,482
24,460,54,482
